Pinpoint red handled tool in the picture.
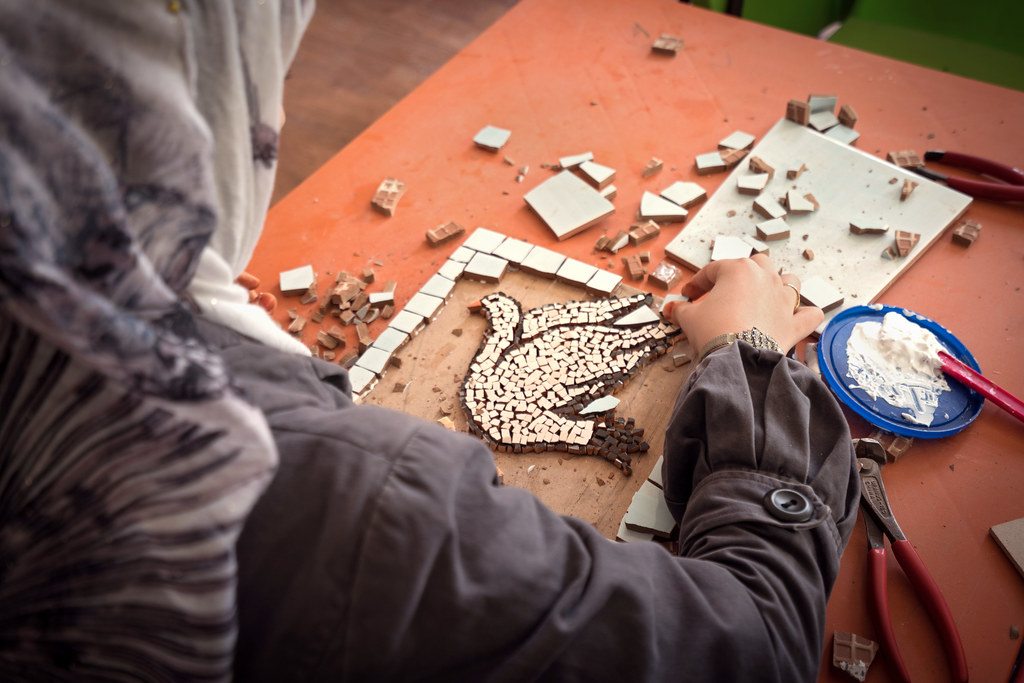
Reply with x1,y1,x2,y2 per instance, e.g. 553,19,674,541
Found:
913,150,1024,202
854,439,969,683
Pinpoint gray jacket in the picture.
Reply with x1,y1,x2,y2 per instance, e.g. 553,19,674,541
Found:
208,320,858,682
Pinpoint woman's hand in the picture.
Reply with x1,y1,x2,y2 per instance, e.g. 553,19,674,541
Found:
671,254,824,355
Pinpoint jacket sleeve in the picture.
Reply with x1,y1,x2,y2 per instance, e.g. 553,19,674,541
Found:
226,328,858,683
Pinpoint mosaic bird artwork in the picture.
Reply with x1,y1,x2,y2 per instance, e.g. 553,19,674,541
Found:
460,291,681,474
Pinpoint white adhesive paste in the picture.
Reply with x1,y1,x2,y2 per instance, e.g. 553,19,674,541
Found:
846,312,950,426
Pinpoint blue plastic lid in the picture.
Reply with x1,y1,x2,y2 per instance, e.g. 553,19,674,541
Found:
817,305,984,438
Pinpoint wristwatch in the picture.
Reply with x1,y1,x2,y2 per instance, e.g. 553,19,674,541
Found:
697,327,781,363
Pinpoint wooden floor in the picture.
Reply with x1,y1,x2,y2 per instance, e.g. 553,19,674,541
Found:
273,0,518,205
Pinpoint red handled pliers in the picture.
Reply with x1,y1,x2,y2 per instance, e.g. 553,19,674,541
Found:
913,150,1024,202
854,439,969,683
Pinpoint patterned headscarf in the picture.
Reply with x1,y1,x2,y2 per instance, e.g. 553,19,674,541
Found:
0,0,313,678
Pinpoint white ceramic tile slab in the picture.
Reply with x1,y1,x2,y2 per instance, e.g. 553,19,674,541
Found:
639,191,688,222
372,327,409,353
473,125,511,151
348,365,377,398
519,245,566,278
556,258,599,287
492,237,534,265
356,346,393,375
600,184,618,200
786,190,816,213
666,118,971,333
524,170,616,240
404,292,445,321
449,246,475,263
420,273,456,300
695,151,725,174
585,269,622,296
660,181,707,208
462,227,506,254
808,94,837,113
389,309,425,335
463,252,509,283
439,259,466,281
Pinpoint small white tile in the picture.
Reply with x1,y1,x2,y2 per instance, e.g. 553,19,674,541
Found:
556,258,599,287
449,246,475,263
372,327,408,353
623,480,675,538
660,181,707,208
639,191,688,222
492,237,534,265
439,259,466,280
558,151,594,168
420,273,456,300
404,292,445,321
754,196,787,220
647,454,665,489
616,517,656,543
580,395,620,415
462,227,507,254
800,276,844,312
808,110,839,132
473,125,511,151
520,245,566,278
719,130,756,150
348,366,377,396
279,264,315,295
585,269,622,296
578,160,616,189
356,346,393,375
737,173,770,194
824,124,860,145
389,310,425,335
695,151,725,173
710,235,754,261
614,305,659,327
463,252,509,282
755,217,790,241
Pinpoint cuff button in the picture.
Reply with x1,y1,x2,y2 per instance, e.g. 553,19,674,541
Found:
764,488,813,523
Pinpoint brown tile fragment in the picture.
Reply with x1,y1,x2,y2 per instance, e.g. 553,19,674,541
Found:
288,316,307,334
832,630,878,682
802,249,814,261
893,230,920,257
317,331,339,350
371,177,406,216
356,322,373,352
362,267,375,283
628,220,660,246
887,150,923,168
748,156,775,178
785,99,810,125
838,104,858,129
787,163,808,180
338,349,359,369
900,179,918,201
719,147,748,167
651,34,684,55
642,157,663,177
622,255,646,281
426,221,466,247
951,219,981,246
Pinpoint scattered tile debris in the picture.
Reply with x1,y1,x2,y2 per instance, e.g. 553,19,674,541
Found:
719,130,756,151
694,151,726,175
639,191,688,222
900,179,918,201
893,230,921,257
578,160,616,189
558,151,594,169
629,220,660,245
710,234,755,261
755,217,790,241
279,264,315,296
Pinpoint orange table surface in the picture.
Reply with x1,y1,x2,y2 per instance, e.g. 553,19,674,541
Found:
249,0,1024,680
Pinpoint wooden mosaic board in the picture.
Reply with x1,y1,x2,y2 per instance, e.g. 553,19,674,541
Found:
360,267,694,540
664,118,972,333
